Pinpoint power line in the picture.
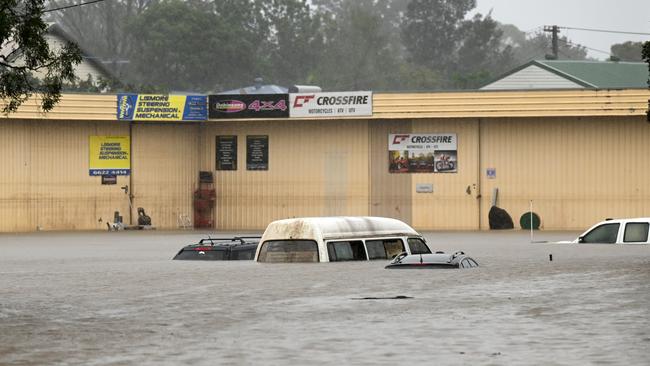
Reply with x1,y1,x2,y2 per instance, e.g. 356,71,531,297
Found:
558,26,650,36
43,0,108,13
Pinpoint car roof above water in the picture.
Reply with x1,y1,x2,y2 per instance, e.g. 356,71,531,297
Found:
260,216,421,242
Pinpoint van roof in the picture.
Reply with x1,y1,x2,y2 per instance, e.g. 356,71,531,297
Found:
261,216,420,242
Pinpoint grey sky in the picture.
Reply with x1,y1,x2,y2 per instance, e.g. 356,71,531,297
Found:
471,0,650,60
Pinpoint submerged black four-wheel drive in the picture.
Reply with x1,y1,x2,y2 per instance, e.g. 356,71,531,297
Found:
173,236,261,260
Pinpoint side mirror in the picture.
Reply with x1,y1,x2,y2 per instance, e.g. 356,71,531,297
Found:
578,236,585,243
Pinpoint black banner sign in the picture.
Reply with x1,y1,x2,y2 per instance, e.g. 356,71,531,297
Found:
247,135,268,170
216,136,237,171
209,94,289,119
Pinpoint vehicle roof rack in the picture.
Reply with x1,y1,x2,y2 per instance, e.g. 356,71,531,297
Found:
198,236,262,245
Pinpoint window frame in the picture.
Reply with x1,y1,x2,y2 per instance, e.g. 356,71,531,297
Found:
581,223,621,244
623,222,650,243
407,237,432,254
257,239,319,262
327,240,367,262
364,238,406,260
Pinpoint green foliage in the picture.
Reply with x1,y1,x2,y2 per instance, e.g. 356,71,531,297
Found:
400,0,515,89
43,0,635,94
126,0,254,91
642,41,650,87
313,1,404,90
0,0,82,112
257,0,324,86
401,0,476,69
611,41,644,62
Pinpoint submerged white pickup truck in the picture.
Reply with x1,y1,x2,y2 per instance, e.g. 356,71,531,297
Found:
569,217,650,244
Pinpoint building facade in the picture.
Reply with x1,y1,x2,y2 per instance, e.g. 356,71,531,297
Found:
1,89,649,232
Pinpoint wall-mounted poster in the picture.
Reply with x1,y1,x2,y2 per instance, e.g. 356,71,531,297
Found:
216,136,237,170
209,94,288,119
247,135,268,170
388,134,457,173
89,136,131,176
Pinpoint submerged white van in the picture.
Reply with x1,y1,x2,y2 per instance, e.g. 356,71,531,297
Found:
254,216,432,263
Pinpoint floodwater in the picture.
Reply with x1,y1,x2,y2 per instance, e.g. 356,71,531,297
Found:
0,230,648,366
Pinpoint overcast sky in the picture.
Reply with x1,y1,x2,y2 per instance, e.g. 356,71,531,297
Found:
471,0,650,60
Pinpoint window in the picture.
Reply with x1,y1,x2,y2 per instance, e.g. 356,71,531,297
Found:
327,241,367,261
174,248,227,260
582,223,620,244
365,239,405,260
407,238,432,254
623,223,649,243
258,240,319,262
230,247,255,260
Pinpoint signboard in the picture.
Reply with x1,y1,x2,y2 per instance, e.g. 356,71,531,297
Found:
101,175,117,185
289,91,372,117
216,136,237,171
416,183,434,193
209,94,289,119
89,136,130,176
117,94,207,121
388,134,457,173
247,135,268,170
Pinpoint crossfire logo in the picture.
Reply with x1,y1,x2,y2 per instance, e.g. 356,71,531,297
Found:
293,95,315,108
392,135,410,144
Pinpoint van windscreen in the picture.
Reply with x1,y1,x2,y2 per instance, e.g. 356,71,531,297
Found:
258,240,319,262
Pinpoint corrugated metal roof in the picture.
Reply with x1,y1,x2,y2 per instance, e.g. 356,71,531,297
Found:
483,60,649,90
1,89,648,120
538,60,649,89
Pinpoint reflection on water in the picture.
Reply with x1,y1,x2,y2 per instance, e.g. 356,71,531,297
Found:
0,231,648,365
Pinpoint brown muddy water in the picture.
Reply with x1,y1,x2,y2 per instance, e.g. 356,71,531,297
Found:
0,230,648,365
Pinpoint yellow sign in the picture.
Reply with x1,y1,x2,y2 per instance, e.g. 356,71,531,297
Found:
117,94,208,121
89,136,131,176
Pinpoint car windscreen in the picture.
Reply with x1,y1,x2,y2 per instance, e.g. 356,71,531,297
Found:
257,240,319,262
407,238,431,254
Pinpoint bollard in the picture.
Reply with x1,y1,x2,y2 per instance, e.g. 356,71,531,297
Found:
549,254,553,261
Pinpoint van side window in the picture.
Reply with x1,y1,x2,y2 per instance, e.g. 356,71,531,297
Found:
582,223,620,243
365,239,405,260
327,240,367,262
407,238,431,254
623,223,649,242
258,240,319,262
327,241,367,261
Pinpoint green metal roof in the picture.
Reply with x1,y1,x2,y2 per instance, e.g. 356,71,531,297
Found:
536,60,649,89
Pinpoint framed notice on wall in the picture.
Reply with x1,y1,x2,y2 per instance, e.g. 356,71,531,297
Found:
216,136,237,170
247,135,268,170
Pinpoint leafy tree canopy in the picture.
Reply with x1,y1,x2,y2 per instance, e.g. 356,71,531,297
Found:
0,0,82,113
611,41,644,62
